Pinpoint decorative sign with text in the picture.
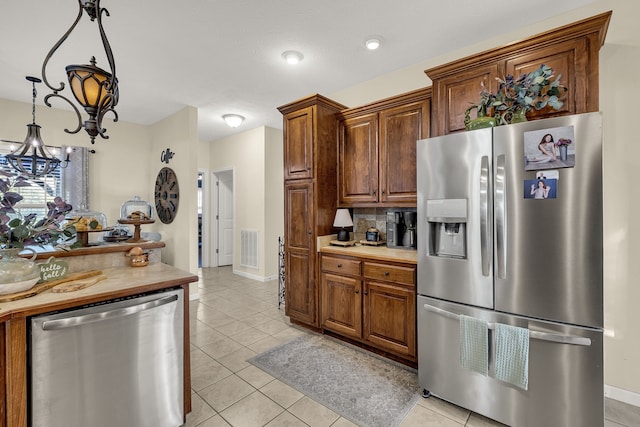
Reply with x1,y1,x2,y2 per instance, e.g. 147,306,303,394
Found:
38,257,69,282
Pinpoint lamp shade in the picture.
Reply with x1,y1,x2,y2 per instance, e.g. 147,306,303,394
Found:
66,63,114,112
333,209,353,227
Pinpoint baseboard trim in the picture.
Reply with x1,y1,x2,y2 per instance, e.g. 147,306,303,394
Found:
233,269,277,282
605,384,640,407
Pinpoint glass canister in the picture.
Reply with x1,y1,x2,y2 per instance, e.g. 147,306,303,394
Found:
65,204,108,231
120,196,154,221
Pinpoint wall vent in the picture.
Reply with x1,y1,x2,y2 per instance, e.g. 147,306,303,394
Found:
240,229,259,268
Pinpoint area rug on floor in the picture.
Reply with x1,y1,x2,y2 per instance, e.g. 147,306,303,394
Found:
248,334,420,427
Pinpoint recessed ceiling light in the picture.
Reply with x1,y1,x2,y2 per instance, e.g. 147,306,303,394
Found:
365,37,382,50
282,50,304,65
223,114,245,128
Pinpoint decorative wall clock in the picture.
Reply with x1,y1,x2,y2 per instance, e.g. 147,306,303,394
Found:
154,167,179,224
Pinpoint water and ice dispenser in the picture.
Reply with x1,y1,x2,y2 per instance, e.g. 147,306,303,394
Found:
426,199,467,258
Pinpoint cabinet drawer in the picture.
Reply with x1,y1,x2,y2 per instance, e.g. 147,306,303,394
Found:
321,256,361,276
363,262,415,286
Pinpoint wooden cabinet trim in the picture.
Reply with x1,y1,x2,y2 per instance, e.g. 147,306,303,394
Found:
337,87,431,120
424,11,611,79
278,93,346,115
363,262,416,287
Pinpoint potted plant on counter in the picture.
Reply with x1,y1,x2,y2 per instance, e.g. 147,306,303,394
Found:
0,169,77,294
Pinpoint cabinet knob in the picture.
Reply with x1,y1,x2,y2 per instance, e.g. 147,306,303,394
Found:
372,190,377,196
355,289,359,294
384,271,390,276
337,263,342,268
381,190,385,195
364,290,369,295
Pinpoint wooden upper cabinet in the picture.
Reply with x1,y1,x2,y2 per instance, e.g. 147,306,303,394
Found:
338,88,431,207
379,100,430,204
338,113,379,205
283,106,314,180
430,63,501,135
426,11,611,136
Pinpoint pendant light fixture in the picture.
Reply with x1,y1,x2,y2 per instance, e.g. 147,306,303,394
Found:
41,0,119,144
6,77,62,178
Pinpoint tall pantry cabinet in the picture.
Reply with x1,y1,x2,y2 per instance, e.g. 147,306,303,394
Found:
278,95,346,327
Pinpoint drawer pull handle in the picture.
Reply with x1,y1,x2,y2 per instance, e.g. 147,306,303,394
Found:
337,264,342,268
384,271,390,276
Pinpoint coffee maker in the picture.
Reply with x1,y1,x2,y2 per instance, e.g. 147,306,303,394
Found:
386,210,417,249
386,212,403,248
402,211,417,248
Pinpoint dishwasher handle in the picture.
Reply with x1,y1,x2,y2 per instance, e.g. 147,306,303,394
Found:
41,294,179,331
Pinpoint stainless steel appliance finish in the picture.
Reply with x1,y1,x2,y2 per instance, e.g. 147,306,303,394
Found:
418,296,603,427
30,288,184,427
416,113,604,426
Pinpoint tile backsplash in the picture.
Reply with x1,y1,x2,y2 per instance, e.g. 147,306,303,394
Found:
351,207,416,242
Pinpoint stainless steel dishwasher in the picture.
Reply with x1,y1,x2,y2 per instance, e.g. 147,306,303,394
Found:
29,288,184,427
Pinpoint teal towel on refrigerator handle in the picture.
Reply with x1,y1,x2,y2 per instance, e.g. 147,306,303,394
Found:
459,315,488,376
494,323,530,390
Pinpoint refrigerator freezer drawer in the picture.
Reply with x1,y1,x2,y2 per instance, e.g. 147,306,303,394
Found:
417,296,603,427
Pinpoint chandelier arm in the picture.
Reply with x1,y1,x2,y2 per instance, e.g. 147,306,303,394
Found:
41,0,85,93
43,93,83,135
96,2,117,93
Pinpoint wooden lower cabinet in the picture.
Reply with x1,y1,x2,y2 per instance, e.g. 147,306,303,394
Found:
320,254,416,363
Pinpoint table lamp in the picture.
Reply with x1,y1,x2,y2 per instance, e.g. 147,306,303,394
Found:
333,209,353,241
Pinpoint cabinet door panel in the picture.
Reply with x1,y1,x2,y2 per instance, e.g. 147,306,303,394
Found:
286,250,315,324
338,114,378,204
321,273,362,339
505,38,586,120
379,101,429,204
432,63,501,136
285,182,313,251
284,107,314,180
364,281,416,359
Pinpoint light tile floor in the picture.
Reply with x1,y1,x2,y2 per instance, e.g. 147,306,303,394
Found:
183,266,640,427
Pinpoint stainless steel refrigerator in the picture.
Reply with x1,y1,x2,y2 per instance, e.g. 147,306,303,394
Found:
416,112,603,427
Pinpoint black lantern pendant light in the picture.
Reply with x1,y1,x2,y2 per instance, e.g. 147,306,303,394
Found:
41,0,119,144
6,77,62,177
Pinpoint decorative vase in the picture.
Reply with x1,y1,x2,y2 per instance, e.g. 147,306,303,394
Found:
559,145,568,161
464,105,497,131
509,109,528,124
0,248,40,295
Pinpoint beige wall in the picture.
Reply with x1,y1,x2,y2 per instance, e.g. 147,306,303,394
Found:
331,0,640,403
206,126,284,280
0,98,151,231
148,106,199,274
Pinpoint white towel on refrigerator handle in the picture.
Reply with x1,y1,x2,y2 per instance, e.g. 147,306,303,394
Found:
494,323,529,390
459,315,488,376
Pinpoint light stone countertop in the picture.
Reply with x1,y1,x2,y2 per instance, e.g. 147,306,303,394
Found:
318,235,417,264
0,262,198,319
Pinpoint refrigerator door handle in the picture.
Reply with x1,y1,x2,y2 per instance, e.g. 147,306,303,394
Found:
41,294,179,331
480,155,490,276
495,154,507,279
421,304,592,346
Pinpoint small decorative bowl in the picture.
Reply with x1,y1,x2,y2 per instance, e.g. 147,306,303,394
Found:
129,254,149,267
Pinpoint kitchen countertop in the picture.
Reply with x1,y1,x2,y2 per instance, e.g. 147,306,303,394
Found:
0,262,198,320
318,236,417,264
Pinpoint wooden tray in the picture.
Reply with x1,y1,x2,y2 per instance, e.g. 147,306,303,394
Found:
329,240,356,247
359,240,387,246
0,270,103,302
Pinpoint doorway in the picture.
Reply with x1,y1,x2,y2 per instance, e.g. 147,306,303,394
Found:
212,169,234,267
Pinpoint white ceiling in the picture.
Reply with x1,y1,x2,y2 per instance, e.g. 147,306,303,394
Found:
0,0,596,142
